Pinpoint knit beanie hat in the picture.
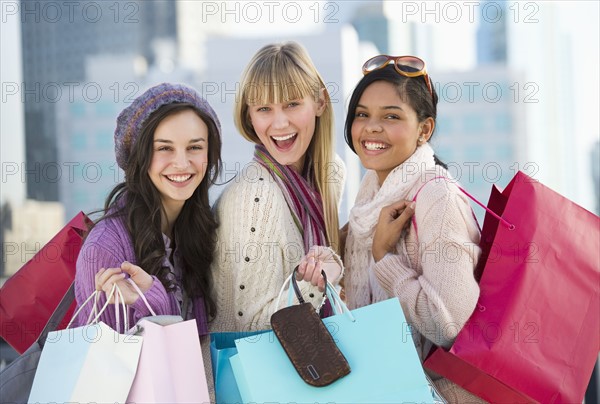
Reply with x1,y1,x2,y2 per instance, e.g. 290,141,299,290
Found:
114,82,221,170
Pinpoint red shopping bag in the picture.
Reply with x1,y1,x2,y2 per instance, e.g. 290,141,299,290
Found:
424,171,600,403
0,212,91,353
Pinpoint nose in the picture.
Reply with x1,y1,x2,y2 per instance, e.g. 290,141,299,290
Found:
365,118,383,134
272,109,289,130
171,149,190,169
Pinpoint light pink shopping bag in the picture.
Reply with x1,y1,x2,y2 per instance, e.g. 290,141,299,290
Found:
127,317,210,403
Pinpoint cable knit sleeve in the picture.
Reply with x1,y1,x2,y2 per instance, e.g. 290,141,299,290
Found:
74,219,179,333
211,164,325,332
372,180,481,348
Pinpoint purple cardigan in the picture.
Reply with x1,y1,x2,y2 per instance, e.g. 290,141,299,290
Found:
73,213,208,335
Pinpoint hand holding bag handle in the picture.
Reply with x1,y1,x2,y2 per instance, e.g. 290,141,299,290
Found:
67,278,158,333
271,267,351,387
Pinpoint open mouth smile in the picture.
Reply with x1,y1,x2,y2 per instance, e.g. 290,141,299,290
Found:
165,174,193,183
271,133,298,150
363,141,390,151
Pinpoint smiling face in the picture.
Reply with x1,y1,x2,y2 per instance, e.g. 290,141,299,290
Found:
351,80,434,185
248,93,325,172
148,109,209,218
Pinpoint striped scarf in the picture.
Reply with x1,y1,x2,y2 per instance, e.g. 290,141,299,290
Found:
253,144,327,253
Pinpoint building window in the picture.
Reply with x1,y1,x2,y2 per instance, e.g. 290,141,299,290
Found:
96,130,113,149
70,103,85,117
71,132,87,150
495,113,512,133
464,115,485,133
96,101,115,116
495,144,513,161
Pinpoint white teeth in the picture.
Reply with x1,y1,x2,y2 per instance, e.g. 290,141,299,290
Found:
364,141,388,151
272,133,296,141
167,174,192,183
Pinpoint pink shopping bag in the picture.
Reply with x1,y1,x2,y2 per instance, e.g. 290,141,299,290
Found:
127,317,210,403
424,171,600,403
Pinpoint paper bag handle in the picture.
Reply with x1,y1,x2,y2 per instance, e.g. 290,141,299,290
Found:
66,283,127,330
275,267,326,312
412,176,515,231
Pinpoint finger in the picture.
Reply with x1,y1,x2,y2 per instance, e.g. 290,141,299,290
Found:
390,200,413,215
120,261,139,277
103,273,128,302
310,260,322,287
379,201,407,222
97,267,122,289
95,268,106,291
296,261,306,280
317,276,325,293
392,202,416,230
302,257,317,282
101,273,126,292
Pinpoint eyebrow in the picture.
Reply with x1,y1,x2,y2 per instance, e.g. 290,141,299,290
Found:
154,138,207,143
356,103,404,111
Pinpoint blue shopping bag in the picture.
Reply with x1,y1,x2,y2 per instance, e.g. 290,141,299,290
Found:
230,280,435,403
28,322,143,403
210,330,269,404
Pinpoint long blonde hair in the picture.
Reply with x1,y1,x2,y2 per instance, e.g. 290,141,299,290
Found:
234,41,340,252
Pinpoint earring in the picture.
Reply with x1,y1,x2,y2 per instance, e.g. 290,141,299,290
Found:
418,136,424,144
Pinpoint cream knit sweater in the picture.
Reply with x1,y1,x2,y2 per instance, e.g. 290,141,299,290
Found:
210,158,345,332
345,144,485,403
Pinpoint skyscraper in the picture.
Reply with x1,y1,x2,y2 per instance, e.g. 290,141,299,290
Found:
433,66,527,223
476,0,508,65
19,0,177,201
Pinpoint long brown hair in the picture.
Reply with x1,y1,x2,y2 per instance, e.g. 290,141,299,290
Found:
101,103,222,316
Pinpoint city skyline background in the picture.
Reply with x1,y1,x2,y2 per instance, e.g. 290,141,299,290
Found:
1,1,599,392
1,0,599,277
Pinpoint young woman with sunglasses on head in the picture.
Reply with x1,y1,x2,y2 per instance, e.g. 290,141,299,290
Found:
343,56,484,403
73,83,222,337
210,41,345,332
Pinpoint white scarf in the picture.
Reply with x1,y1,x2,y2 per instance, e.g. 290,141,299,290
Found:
346,143,436,309
350,143,436,243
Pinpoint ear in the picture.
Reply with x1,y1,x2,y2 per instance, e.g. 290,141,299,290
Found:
315,88,327,117
419,117,435,142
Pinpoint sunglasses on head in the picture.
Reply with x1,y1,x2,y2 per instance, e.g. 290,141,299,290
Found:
362,55,433,100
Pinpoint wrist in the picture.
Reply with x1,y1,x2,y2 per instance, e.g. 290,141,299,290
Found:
372,247,386,263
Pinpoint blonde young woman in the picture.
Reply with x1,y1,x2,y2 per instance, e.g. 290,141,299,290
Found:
211,42,345,332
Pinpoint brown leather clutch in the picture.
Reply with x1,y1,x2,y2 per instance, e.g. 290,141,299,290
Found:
270,267,351,387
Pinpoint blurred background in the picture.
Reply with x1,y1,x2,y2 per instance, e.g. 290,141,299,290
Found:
1,0,599,394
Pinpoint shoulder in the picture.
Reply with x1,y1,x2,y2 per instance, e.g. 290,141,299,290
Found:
412,167,462,203
411,168,479,232
81,214,132,257
77,213,136,276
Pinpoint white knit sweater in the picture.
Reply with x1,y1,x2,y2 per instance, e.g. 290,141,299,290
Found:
210,158,345,332
345,144,485,403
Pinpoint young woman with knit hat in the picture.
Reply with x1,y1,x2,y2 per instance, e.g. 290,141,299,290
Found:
210,42,345,332
343,56,485,403
73,83,222,337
